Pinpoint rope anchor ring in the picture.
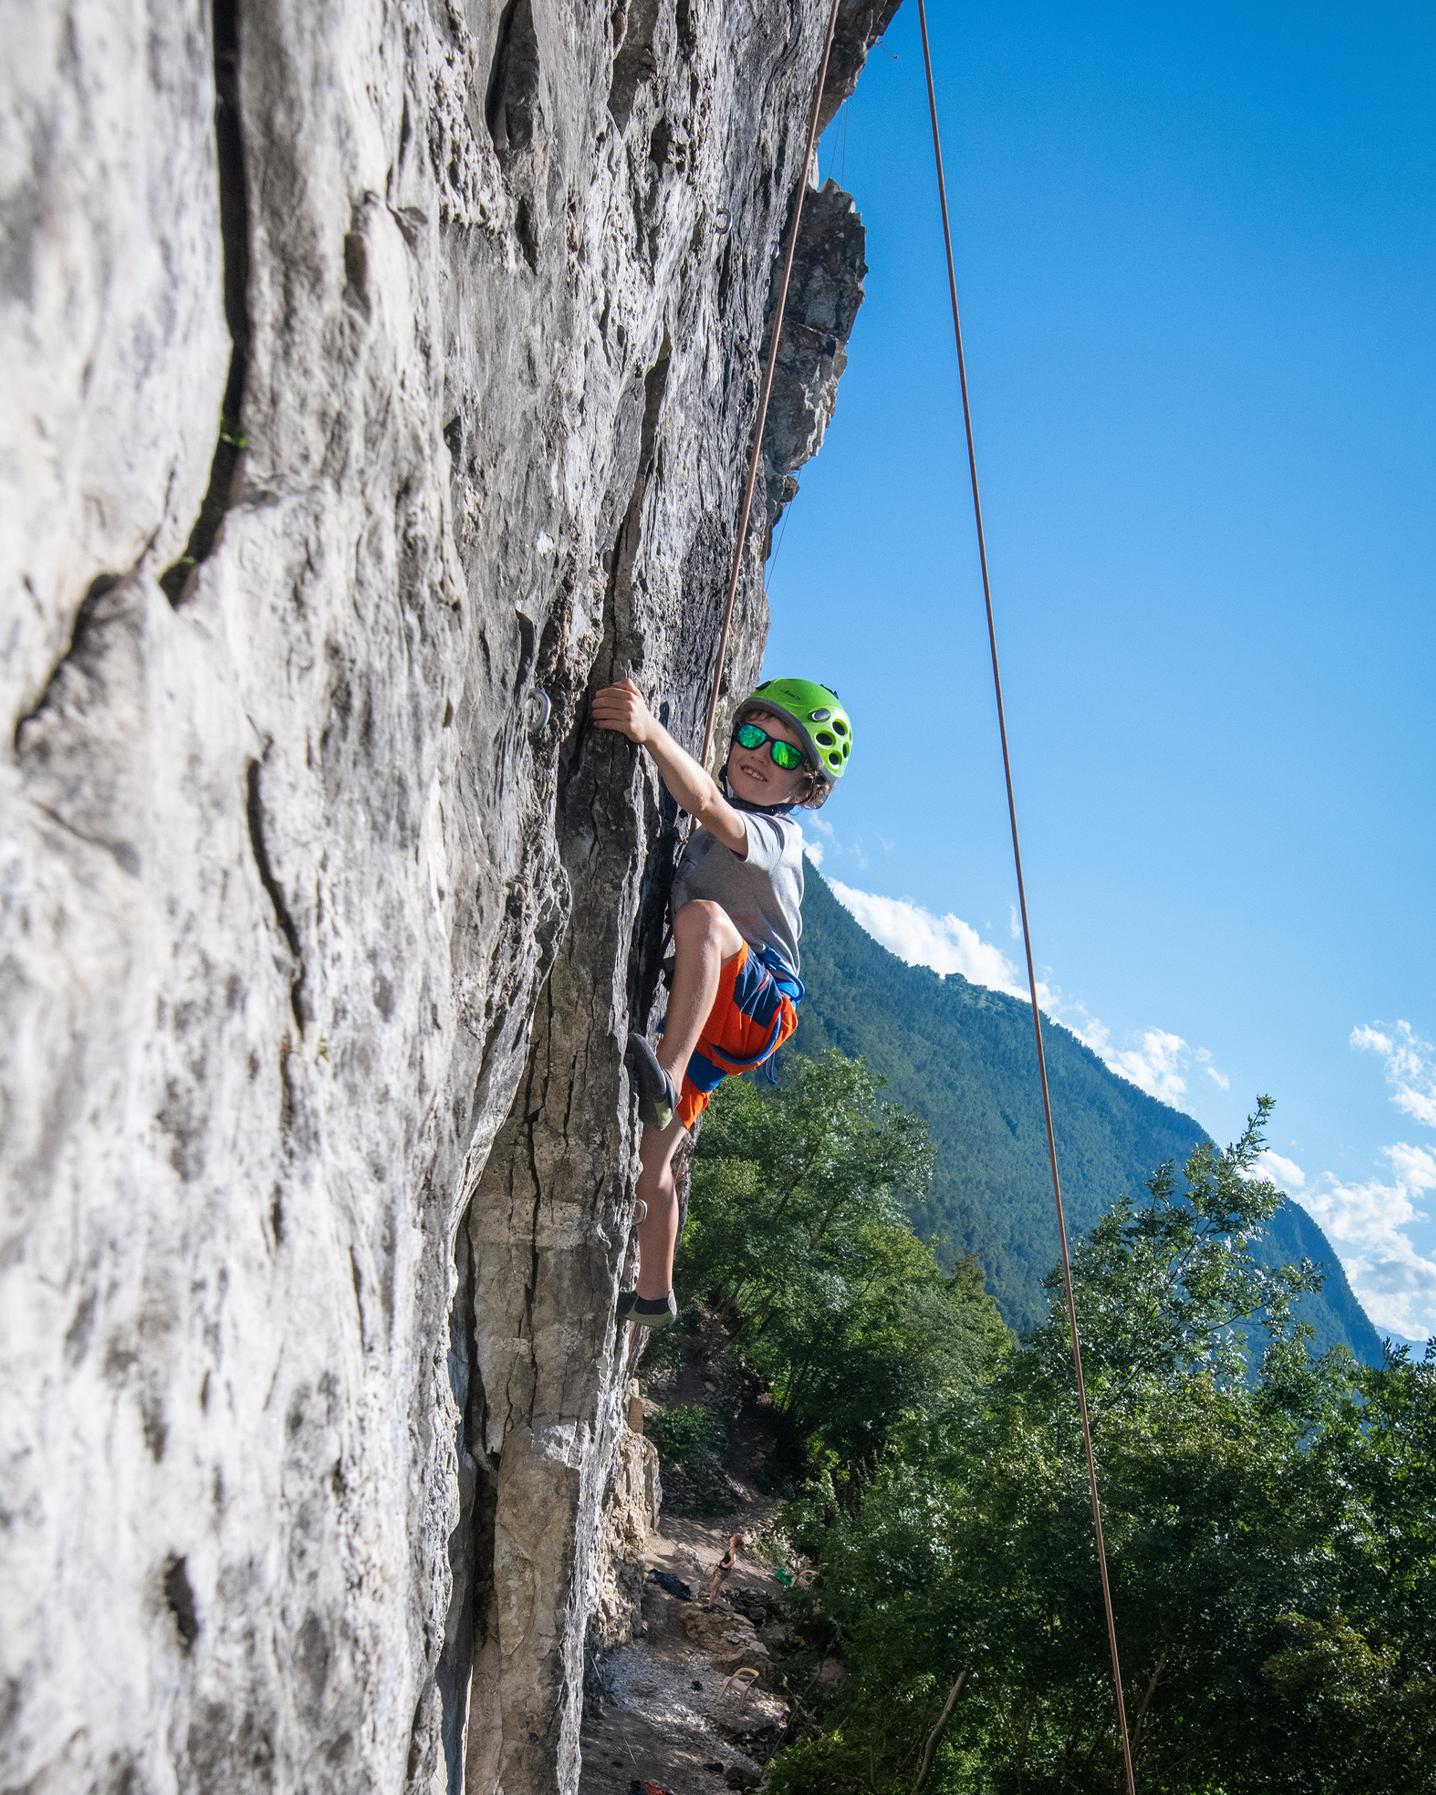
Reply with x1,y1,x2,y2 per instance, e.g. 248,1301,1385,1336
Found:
525,686,552,733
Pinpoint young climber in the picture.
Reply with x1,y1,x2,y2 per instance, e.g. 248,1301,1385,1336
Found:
591,674,852,1328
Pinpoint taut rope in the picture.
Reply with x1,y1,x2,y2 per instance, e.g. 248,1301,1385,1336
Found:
916,5,1139,1789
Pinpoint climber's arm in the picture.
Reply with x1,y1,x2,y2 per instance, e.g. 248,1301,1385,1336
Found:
591,679,747,854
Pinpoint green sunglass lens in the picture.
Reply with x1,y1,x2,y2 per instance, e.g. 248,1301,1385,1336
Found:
735,720,805,772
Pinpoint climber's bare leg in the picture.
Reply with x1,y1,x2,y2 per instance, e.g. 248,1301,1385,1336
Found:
658,899,744,1085
635,1115,686,1299
631,900,742,1300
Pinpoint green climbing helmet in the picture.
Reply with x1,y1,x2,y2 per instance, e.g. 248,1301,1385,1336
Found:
740,677,853,784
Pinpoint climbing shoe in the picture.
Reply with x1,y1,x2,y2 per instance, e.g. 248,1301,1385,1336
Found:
617,1289,678,1331
626,1032,679,1131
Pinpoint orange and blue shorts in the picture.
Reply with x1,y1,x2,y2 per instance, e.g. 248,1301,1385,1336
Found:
675,941,803,1130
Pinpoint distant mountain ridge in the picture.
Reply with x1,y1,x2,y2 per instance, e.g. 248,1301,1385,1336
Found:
795,871,1383,1361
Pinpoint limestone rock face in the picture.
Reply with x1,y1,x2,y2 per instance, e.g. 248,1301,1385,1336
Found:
587,1388,662,1654
0,4,890,1793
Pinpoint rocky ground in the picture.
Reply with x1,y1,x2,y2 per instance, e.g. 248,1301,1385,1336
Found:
581,1319,806,1795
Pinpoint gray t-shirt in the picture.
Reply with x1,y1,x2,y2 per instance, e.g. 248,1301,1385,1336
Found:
671,808,805,976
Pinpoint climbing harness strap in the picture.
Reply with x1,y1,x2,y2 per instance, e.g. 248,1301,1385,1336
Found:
700,0,845,769
757,942,805,1008
755,941,805,1089
916,5,1139,1791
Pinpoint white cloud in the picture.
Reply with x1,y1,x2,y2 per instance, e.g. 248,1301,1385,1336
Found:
1353,1019,1436,1128
802,813,872,870
828,881,1029,998
1008,903,1022,941
1075,1021,1192,1104
1291,1022,1436,1340
800,835,825,867
1252,1149,1306,1190
1398,1091,1436,1128
1300,1146,1436,1341
1049,1000,1230,1108
1387,1141,1436,1194
827,881,1228,1110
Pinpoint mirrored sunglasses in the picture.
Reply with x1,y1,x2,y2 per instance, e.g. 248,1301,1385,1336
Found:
733,720,807,772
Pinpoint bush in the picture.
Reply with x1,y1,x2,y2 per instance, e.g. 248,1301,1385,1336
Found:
647,1402,726,1465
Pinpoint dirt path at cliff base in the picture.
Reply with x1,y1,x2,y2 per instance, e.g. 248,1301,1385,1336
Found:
581,1320,800,1795
581,1507,792,1795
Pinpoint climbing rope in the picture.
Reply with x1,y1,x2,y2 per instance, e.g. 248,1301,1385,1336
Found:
915,5,1140,1791
693,8,1138,1777
700,0,845,768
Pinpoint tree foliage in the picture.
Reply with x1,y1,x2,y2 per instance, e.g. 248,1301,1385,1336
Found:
763,1103,1436,1795
685,1052,1008,1470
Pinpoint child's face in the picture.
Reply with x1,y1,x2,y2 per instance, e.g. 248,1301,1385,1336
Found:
726,709,809,806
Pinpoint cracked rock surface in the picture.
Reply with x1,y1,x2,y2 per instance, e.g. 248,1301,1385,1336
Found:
0,3,892,1792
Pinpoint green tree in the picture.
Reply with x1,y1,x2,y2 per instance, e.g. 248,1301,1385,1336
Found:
773,1107,1436,1795
684,1052,1007,1469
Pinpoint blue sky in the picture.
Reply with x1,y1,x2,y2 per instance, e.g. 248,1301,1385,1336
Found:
764,0,1436,1341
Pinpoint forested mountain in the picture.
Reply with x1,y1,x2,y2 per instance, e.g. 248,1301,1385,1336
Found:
796,871,1383,1359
